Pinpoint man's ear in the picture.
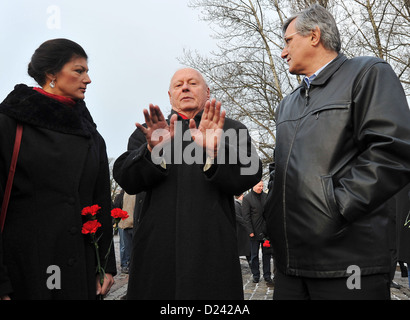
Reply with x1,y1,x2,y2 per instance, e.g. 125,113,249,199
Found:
311,26,321,47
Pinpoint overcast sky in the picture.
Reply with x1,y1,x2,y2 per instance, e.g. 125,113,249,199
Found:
0,0,218,159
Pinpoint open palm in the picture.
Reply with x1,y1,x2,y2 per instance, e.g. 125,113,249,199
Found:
189,99,226,159
136,104,176,152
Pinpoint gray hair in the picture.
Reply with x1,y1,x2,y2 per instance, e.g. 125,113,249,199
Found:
283,4,341,53
169,67,210,90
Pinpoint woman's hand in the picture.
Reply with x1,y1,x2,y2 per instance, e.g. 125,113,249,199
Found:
96,273,114,296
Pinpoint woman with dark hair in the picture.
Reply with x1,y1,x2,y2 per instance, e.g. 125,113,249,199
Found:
0,39,116,300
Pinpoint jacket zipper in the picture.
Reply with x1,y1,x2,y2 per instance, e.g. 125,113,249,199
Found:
305,87,310,107
283,118,302,271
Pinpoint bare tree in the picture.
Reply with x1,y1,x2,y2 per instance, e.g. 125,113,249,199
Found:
180,0,410,172
338,0,409,93
288,0,332,10
181,0,296,171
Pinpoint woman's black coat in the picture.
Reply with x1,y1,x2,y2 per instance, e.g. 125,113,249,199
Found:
0,84,116,299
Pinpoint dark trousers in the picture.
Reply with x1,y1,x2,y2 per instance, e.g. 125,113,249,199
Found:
119,228,133,268
250,239,272,280
274,269,390,300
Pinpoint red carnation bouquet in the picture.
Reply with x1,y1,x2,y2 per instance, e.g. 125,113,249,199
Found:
81,204,129,298
262,239,271,248
81,205,105,291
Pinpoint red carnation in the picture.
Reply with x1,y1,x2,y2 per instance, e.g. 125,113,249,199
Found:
111,208,129,220
81,204,101,216
81,220,102,235
263,240,271,248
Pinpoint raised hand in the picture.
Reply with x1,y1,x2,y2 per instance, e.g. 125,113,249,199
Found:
136,104,177,152
189,99,226,159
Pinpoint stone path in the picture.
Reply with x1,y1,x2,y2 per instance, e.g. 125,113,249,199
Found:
105,235,410,300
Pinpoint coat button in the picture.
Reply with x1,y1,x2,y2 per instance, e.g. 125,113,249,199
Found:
69,227,78,235
67,257,77,266
67,197,75,206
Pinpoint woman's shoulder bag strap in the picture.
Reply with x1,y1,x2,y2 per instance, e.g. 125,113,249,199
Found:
1,123,23,232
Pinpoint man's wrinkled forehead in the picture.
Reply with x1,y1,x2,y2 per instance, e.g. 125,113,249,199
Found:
169,68,208,88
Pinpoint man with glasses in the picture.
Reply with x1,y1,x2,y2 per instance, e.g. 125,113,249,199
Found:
264,4,410,299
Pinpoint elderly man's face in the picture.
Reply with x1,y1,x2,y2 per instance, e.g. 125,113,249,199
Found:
253,181,264,194
168,68,210,117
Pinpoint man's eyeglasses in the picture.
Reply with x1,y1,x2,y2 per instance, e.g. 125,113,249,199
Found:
283,31,300,48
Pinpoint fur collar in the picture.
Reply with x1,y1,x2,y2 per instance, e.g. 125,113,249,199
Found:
0,84,97,138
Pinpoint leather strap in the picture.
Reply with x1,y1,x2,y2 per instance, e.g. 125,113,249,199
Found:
1,124,23,232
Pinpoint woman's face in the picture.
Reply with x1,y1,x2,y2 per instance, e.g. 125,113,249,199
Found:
48,56,91,100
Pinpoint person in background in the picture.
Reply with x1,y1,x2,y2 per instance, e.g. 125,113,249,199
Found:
119,192,135,274
264,4,410,300
243,181,273,286
234,194,251,264
112,189,130,273
0,39,115,300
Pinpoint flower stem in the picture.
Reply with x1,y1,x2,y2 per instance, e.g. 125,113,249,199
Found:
92,234,105,293
104,223,119,271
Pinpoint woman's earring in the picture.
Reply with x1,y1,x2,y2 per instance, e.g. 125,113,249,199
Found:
50,80,55,88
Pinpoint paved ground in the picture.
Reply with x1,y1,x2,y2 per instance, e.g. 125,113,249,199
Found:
105,234,410,300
